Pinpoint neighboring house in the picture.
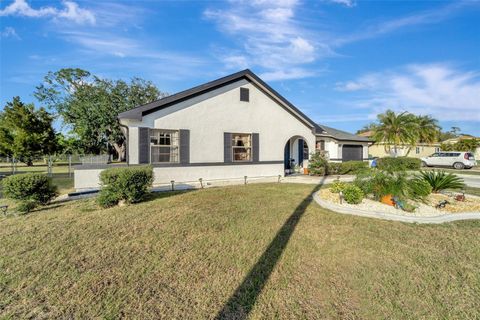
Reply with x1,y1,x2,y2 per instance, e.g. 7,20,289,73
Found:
75,70,370,190
368,142,441,158
362,130,479,159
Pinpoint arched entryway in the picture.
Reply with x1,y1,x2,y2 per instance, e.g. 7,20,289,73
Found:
284,136,309,174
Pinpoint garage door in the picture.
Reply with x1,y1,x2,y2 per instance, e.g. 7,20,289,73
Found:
342,145,363,161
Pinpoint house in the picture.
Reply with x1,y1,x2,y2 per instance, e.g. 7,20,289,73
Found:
74,70,370,190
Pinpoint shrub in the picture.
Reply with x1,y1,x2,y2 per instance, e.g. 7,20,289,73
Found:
342,184,364,204
330,180,347,193
98,166,154,207
17,199,40,214
376,157,421,172
338,161,369,174
327,162,342,175
417,170,464,193
308,152,328,176
407,178,433,200
2,173,57,205
354,170,392,200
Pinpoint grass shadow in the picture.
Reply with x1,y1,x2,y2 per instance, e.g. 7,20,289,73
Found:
215,178,325,319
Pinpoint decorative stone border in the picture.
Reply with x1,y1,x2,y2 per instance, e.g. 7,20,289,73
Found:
313,192,480,224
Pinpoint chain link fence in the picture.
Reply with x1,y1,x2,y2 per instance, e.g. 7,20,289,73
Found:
0,154,112,178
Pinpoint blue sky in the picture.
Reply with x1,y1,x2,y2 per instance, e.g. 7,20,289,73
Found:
1,0,479,135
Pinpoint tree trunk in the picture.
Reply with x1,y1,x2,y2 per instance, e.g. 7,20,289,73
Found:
112,142,126,162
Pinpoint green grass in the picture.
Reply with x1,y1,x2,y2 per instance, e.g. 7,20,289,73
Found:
1,183,479,319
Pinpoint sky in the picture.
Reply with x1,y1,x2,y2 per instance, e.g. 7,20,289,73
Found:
1,0,479,135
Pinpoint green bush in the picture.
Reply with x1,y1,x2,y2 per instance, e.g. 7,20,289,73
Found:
376,157,421,172
407,178,433,200
354,170,392,200
417,170,464,193
17,199,40,214
330,180,347,193
342,184,364,204
308,152,328,176
98,166,154,208
2,173,57,205
339,161,369,174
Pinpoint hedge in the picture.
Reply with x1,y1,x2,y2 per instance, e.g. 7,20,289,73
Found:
376,157,421,172
98,166,154,208
1,173,58,213
327,161,369,175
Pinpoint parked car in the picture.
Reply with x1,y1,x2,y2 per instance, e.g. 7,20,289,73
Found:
421,151,476,169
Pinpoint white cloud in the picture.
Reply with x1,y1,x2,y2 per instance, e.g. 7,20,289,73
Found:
0,26,20,39
328,0,356,8
335,1,473,45
0,0,95,25
337,64,480,122
204,0,323,80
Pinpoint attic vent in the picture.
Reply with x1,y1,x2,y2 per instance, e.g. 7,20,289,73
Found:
240,87,249,102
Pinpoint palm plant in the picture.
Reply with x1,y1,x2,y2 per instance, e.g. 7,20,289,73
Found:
372,110,417,156
418,170,464,193
405,115,440,155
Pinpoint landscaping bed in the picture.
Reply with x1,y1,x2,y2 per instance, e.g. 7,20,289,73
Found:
318,188,480,217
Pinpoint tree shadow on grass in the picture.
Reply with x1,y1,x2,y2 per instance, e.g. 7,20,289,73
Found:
215,179,325,319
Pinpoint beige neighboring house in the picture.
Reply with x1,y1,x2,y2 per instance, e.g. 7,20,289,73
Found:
442,135,480,159
359,131,480,159
358,131,440,158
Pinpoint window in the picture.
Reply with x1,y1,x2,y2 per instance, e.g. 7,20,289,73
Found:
415,147,420,154
240,87,249,102
150,129,179,163
435,147,440,153
316,140,325,151
303,140,309,160
232,133,252,161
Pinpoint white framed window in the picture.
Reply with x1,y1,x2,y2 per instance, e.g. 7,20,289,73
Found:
232,133,252,162
435,147,440,153
416,146,420,154
150,129,179,163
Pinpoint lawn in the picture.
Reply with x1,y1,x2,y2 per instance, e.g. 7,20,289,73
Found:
1,183,479,319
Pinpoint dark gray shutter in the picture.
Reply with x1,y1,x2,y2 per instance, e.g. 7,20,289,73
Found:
298,139,304,163
138,127,150,164
179,129,190,164
224,132,232,163
252,133,259,162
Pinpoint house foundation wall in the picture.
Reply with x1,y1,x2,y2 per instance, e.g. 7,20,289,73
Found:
74,163,284,191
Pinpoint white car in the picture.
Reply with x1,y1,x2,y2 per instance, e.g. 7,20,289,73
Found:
421,151,476,169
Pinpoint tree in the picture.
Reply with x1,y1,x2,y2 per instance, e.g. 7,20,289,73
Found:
356,123,378,135
372,110,417,156
0,97,58,165
414,115,440,144
35,68,166,160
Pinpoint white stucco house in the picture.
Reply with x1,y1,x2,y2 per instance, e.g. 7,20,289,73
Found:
74,70,370,190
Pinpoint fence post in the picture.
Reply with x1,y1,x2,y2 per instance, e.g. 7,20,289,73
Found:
12,157,16,174
47,155,53,177
68,154,72,178
244,176,247,185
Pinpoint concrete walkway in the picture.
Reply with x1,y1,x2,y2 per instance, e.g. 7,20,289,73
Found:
313,193,480,224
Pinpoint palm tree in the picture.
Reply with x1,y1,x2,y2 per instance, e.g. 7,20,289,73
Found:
415,115,440,143
372,110,417,156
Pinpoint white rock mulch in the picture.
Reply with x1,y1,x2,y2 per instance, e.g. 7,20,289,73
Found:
319,188,458,217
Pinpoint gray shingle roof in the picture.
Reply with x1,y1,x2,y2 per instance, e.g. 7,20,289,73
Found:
316,124,371,142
